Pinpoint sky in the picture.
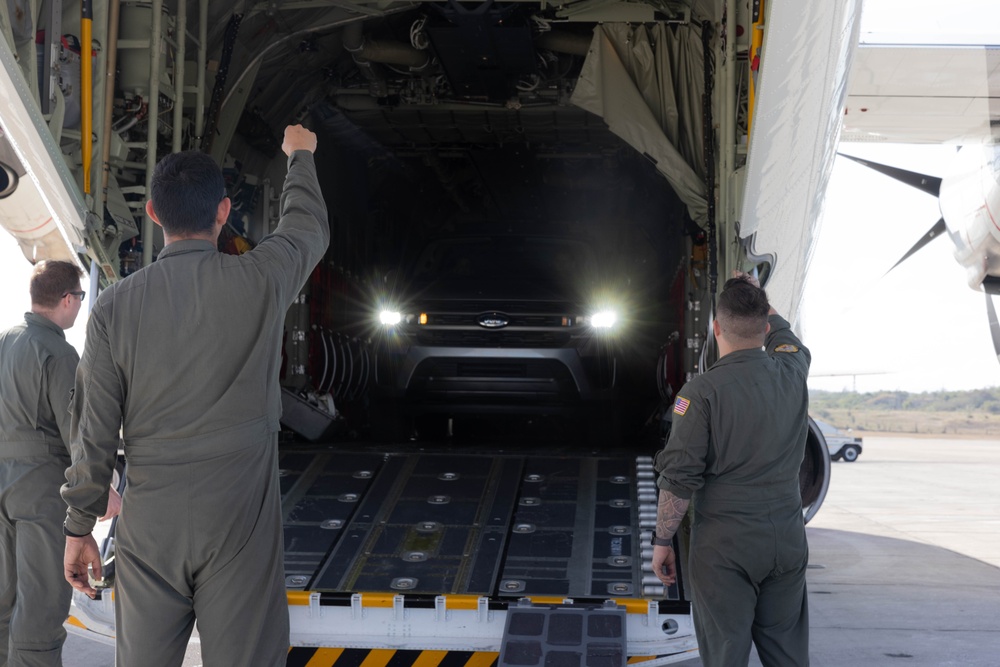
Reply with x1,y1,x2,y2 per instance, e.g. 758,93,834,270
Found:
1,0,998,393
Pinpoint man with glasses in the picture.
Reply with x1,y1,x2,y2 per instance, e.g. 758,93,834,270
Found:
0,260,118,665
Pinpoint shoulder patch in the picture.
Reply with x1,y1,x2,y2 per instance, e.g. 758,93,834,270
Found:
774,344,799,353
673,396,691,416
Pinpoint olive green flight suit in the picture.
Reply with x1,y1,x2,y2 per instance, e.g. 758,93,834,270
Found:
0,313,79,667
655,314,811,667
61,151,329,667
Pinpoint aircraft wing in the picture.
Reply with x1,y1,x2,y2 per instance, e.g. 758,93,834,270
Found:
738,0,864,325
843,45,1000,144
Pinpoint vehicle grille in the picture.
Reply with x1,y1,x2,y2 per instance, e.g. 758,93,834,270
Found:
415,330,570,348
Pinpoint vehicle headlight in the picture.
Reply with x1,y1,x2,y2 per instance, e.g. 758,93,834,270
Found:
379,310,402,326
590,310,618,329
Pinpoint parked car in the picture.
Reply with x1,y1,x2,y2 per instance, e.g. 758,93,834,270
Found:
814,418,863,462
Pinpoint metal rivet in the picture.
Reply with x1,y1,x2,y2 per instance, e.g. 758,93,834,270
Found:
524,474,544,483
519,497,541,506
402,551,428,562
428,495,451,505
353,470,373,479
286,575,308,587
320,519,343,530
610,475,629,484
610,499,631,508
438,472,459,481
609,525,631,535
338,493,359,503
416,521,442,533
391,577,417,590
512,523,536,534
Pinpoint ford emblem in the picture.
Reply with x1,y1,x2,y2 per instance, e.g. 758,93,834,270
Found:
478,312,509,329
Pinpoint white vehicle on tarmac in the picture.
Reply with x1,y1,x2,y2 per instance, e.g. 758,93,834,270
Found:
815,419,864,462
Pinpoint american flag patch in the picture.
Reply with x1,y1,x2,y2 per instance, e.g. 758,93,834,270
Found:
674,396,691,416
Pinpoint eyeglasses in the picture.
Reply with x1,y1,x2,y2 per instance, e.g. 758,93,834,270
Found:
64,291,86,301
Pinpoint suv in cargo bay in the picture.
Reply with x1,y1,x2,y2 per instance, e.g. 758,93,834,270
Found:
370,233,625,437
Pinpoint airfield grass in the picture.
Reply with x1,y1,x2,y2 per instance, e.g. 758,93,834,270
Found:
814,408,1000,437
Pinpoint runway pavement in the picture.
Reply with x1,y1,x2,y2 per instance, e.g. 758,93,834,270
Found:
64,435,1000,666
677,434,1000,666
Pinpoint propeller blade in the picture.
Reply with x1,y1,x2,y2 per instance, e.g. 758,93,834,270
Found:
838,153,942,198
884,217,948,275
986,292,1000,364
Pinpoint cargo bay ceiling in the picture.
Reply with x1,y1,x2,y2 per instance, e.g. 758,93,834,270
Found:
195,0,716,232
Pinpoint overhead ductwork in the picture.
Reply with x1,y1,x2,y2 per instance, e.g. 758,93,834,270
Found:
343,22,431,98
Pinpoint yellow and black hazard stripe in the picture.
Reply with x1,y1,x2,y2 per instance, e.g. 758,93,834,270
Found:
285,649,498,667
285,649,670,667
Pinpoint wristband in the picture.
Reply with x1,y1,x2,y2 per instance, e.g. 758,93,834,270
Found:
63,524,91,538
650,534,673,547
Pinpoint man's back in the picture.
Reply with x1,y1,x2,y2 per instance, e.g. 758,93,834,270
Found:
0,314,77,448
77,150,328,444
657,314,811,503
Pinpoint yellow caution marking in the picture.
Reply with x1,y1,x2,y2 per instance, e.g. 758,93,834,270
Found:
360,649,397,667
411,649,449,667
66,615,88,629
444,596,481,610
465,651,499,667
627,657,657,664
361,593,397,608
610,598,651,614
288,591,312,606
306,647,344,667
524,596,567,605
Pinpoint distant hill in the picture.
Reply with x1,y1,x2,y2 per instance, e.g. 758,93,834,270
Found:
810,388,1000,436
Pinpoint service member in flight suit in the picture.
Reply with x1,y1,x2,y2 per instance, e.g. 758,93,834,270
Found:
650,273,811,667
61,124,329,667
0,260,90,666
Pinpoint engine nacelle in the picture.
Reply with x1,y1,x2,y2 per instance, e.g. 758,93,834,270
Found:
939,144,1000,290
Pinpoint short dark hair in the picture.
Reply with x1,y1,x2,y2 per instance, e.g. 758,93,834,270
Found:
717,277,770,342
149,151,225,236
30,260,84,308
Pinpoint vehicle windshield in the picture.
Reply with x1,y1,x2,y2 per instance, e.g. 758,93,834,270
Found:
410,236,598,285
813,419,845,436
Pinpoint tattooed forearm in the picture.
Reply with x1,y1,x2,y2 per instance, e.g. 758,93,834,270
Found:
656,489,690,541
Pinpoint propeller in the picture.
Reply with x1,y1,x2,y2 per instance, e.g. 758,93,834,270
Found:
838,153,942,198
841,151,1000,366
838,153,946,275
884,217,947,275
987,292,1000,364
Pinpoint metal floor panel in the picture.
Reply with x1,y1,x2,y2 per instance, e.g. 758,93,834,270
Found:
278,446,670,599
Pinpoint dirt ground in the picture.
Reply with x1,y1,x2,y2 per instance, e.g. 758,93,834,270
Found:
813,409,1000,437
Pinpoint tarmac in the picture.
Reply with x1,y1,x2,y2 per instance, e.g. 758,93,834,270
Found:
64,435,1000,666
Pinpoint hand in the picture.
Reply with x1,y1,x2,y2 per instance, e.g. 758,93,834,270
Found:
282,124,317,156
99,485,121,521
64,534,102,599
732,270,760,289
652,544,677,586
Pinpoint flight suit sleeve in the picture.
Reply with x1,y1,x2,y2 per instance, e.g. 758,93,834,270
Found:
654,387,710,500
46,348,80,448
61,303,122,536
766,314,811,378
249,150,331,305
